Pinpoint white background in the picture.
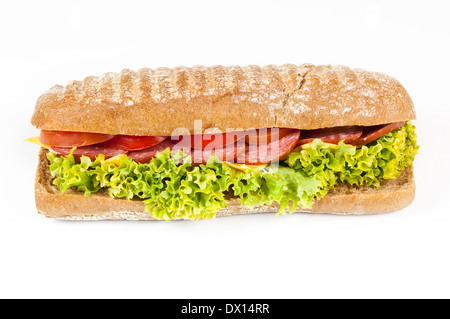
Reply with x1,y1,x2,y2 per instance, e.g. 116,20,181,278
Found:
0,0,449,299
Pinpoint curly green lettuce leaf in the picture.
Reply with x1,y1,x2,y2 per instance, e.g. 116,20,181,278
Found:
48,149,235,220
286,121,419,190
47,121,418,220
47,149,101,196
230,166,326,213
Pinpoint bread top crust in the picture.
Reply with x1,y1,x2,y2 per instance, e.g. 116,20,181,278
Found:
31,64,416,136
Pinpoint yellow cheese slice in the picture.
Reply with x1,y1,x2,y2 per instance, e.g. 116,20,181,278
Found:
300,142,339,150
224,162,267,172
25,137,51,150
106,154,127,166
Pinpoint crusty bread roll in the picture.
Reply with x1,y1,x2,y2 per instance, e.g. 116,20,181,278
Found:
31,64,415,136
31,64,417,219
35,149,415,220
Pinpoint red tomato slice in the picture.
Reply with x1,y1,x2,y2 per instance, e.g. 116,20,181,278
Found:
100,135,168,151
128,139,191,164
245,128,299,145
297,126,363,146
51,146,127,161
41,130,114,147
238,130,300,165
186,131,245,149
350,121,405,146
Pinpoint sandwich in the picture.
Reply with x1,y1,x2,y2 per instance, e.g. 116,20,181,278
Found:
29,64,419,220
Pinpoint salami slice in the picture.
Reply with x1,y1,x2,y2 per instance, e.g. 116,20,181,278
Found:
51,146,128,161
238,129,300,164
191,141,246,165
128,138,191,163
297,126,363,146
350,121,405,146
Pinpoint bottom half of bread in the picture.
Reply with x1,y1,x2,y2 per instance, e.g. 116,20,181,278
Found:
34,149,415,220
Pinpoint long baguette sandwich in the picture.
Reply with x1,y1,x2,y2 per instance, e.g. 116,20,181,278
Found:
29,64,419,220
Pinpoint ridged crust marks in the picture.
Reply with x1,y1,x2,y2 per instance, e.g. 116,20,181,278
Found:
283,65,416,129
31,64,415,136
